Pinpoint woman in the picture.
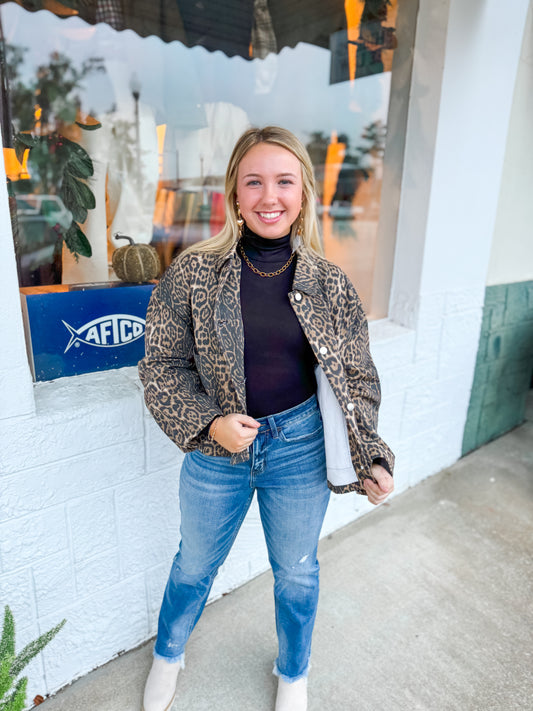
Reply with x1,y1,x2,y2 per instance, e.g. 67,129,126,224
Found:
138,126,394,711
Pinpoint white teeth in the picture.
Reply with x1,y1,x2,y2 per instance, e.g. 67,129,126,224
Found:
259,211,282,219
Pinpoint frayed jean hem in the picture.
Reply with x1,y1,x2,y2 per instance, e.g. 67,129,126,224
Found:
153,649,185,667
272,660,309,683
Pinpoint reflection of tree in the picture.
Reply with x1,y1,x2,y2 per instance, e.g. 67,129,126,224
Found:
81,56,106,76
306,124,385,172
5,45,99,191
358,120,386,161
4,45,33,132
34,51,84,130
306,121,387,206
5,45,108,129
5,45,86,133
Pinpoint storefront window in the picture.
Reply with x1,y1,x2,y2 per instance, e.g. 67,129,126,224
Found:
1,0,403,379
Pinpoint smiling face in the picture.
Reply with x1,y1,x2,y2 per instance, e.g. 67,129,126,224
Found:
236,142,303,239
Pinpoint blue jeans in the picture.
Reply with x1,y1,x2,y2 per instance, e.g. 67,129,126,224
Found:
154,395,330,682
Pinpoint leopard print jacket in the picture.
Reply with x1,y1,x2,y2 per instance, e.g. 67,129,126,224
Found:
138,241,394,495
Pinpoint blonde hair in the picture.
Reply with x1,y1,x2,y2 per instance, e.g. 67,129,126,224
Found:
182,126,323,257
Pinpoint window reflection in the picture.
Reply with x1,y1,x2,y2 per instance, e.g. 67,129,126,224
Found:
1,0,398,313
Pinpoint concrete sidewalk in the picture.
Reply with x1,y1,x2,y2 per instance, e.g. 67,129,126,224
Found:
40,399,533,711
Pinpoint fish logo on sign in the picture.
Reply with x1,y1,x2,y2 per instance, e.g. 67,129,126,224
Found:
62,314,146,353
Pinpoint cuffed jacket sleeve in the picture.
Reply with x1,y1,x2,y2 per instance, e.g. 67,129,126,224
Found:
138,260,223,452
336,272,395,480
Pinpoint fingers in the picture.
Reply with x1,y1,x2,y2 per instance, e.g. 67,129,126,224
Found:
372,464,394,494
235,430,257,451
212,414,260,453
364,465,394,506
233,414,261,429
363,479,390,505
226,415,260,442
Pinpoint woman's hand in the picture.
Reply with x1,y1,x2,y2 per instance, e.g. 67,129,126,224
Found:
364,463,394,505
210,414,261,453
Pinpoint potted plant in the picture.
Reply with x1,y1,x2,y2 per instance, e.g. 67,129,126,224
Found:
0,605,66,710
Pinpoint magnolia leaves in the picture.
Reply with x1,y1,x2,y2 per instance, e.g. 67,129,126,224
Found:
61,170,95,222
13,132,38,166
14,120,102,260
75,118,102,131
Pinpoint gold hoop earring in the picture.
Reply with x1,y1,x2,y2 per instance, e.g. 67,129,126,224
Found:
235,201,244,239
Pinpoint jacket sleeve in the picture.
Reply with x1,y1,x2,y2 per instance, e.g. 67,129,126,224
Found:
138,259,223,452
337,273,395,476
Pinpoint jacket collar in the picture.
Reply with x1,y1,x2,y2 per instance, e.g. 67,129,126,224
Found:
292,245,322,296
215,240,239,271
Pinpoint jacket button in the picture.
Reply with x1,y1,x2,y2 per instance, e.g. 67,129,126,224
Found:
319,346,328,355
347,402,355,411
294,292,302,301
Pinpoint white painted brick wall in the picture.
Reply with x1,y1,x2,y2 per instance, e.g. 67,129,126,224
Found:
0,508,69,573
0,569,34,628
33,552,76,619
38,575,149,692
114,469,181,577
68,493,118,561
145,414,185,472
0,444,143,519
74,549,122,599
0,366,35,421
0,375,144,476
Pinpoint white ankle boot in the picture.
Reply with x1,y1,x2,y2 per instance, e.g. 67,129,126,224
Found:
142,657,181,711
275,677,308,711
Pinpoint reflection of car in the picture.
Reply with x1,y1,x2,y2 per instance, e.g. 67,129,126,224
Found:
16,194,72,229
15,194,72,286
317,201,364,219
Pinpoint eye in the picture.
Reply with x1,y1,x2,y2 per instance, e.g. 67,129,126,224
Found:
246,179,261,186
279,179,294,185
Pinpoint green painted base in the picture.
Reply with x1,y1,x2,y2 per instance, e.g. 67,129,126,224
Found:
462,281,533,455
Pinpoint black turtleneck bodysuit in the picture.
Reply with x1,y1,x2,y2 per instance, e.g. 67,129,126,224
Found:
239,227,317,419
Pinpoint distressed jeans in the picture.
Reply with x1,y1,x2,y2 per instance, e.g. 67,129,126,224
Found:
154,394,330,682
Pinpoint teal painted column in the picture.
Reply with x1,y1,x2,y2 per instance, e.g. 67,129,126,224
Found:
463,280,533,454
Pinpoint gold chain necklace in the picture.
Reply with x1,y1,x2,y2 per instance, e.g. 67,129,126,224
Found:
239,243,295,278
